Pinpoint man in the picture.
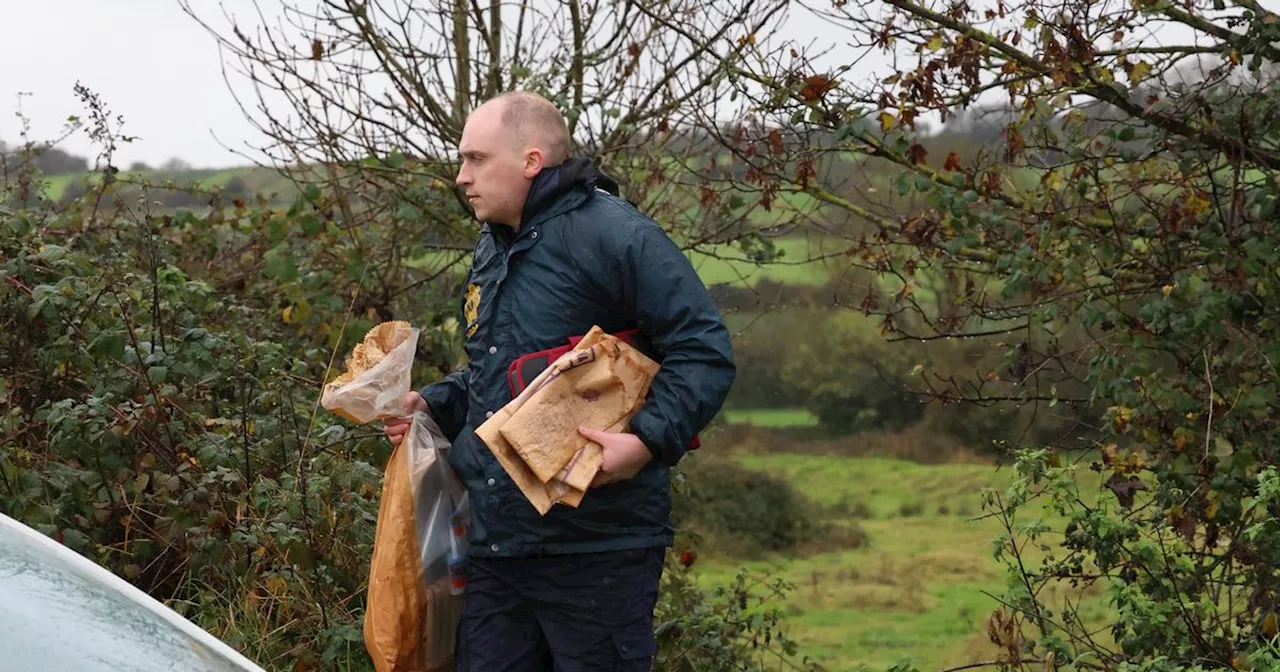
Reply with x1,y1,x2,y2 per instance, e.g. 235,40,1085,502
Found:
383,90,735,671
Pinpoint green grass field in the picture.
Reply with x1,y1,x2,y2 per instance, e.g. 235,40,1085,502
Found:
406,236,848,288
689,453,1111,671
35,166,297,202
721,408,820,428
686,237,846,287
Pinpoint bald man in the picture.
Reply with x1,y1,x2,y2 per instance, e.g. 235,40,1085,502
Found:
384,91,735,671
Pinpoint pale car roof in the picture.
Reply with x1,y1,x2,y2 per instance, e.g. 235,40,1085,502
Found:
0,512,266,672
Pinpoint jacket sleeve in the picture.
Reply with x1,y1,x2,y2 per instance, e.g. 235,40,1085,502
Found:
418,369,469,441
614,220,736,467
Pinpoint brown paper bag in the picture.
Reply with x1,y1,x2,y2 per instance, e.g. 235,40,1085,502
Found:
361,415,465,672
321,322,468,672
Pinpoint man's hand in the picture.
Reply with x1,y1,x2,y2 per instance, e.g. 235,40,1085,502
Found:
577,426,654,488
382,392,428,447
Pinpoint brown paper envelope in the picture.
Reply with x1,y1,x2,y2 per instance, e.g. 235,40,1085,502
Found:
477,326,661,515
474,336,588,515
502,338,659,486
501,380,601,483
501,340,640,482
557,485,586,508
555,412,629,492
476,407,555,515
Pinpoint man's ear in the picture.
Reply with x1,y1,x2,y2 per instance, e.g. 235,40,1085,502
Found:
522,148,545,178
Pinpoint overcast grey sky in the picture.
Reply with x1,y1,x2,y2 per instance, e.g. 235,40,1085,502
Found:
1,1,261,168
1,0,882,169
0,0,1220,170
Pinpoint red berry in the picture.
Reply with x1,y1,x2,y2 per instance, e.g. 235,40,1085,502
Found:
679,550,696,567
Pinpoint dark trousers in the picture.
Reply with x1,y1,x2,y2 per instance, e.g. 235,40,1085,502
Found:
454,546,665,672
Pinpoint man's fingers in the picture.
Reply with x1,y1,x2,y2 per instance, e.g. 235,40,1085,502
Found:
577,426,610,442
383,420,409,444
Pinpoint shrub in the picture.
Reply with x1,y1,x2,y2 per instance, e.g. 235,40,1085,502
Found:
721,309,810,411
778,310,926,434
655,550,823,672
897,501,924,517
0,200,390,669
672,455,863,558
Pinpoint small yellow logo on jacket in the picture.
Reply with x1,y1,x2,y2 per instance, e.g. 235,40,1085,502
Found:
464,283,481,337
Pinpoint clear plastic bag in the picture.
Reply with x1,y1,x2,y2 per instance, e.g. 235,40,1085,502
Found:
319,324,420,426
402,411,469,669
320,324,470,671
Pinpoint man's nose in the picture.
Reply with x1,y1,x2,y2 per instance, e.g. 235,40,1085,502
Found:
455,168,470,186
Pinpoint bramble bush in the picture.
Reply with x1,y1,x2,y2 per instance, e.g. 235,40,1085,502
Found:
738,0,1280,667
2,134,821,670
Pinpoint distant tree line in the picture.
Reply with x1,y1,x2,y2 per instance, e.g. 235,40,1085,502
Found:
0,139,195,178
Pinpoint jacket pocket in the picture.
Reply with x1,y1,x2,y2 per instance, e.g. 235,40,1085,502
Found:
611,624,656,668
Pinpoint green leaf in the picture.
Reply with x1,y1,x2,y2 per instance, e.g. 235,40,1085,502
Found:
395,202,420,221
88,333,127,361
346,256,368,282
895,172,911,197
148,366,169,383
267,216,287,243
36,245,67,263
263,246,298,281
300,213,322,236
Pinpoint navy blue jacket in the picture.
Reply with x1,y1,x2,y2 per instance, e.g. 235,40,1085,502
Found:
418,159,735,558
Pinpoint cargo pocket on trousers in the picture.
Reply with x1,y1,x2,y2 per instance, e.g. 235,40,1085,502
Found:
612,625,656,671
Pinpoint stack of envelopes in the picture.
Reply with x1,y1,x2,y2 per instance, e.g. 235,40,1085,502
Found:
476,326,660,514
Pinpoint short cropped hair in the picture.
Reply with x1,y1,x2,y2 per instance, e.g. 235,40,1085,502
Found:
491,91,572,164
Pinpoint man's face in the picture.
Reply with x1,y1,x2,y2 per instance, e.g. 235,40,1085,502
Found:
456,103,538,227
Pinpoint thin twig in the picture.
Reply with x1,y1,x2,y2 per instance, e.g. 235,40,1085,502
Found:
1203,351,1213,462
940,660,1044,672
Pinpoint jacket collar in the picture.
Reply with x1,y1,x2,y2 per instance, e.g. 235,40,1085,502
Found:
519,158,619,228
